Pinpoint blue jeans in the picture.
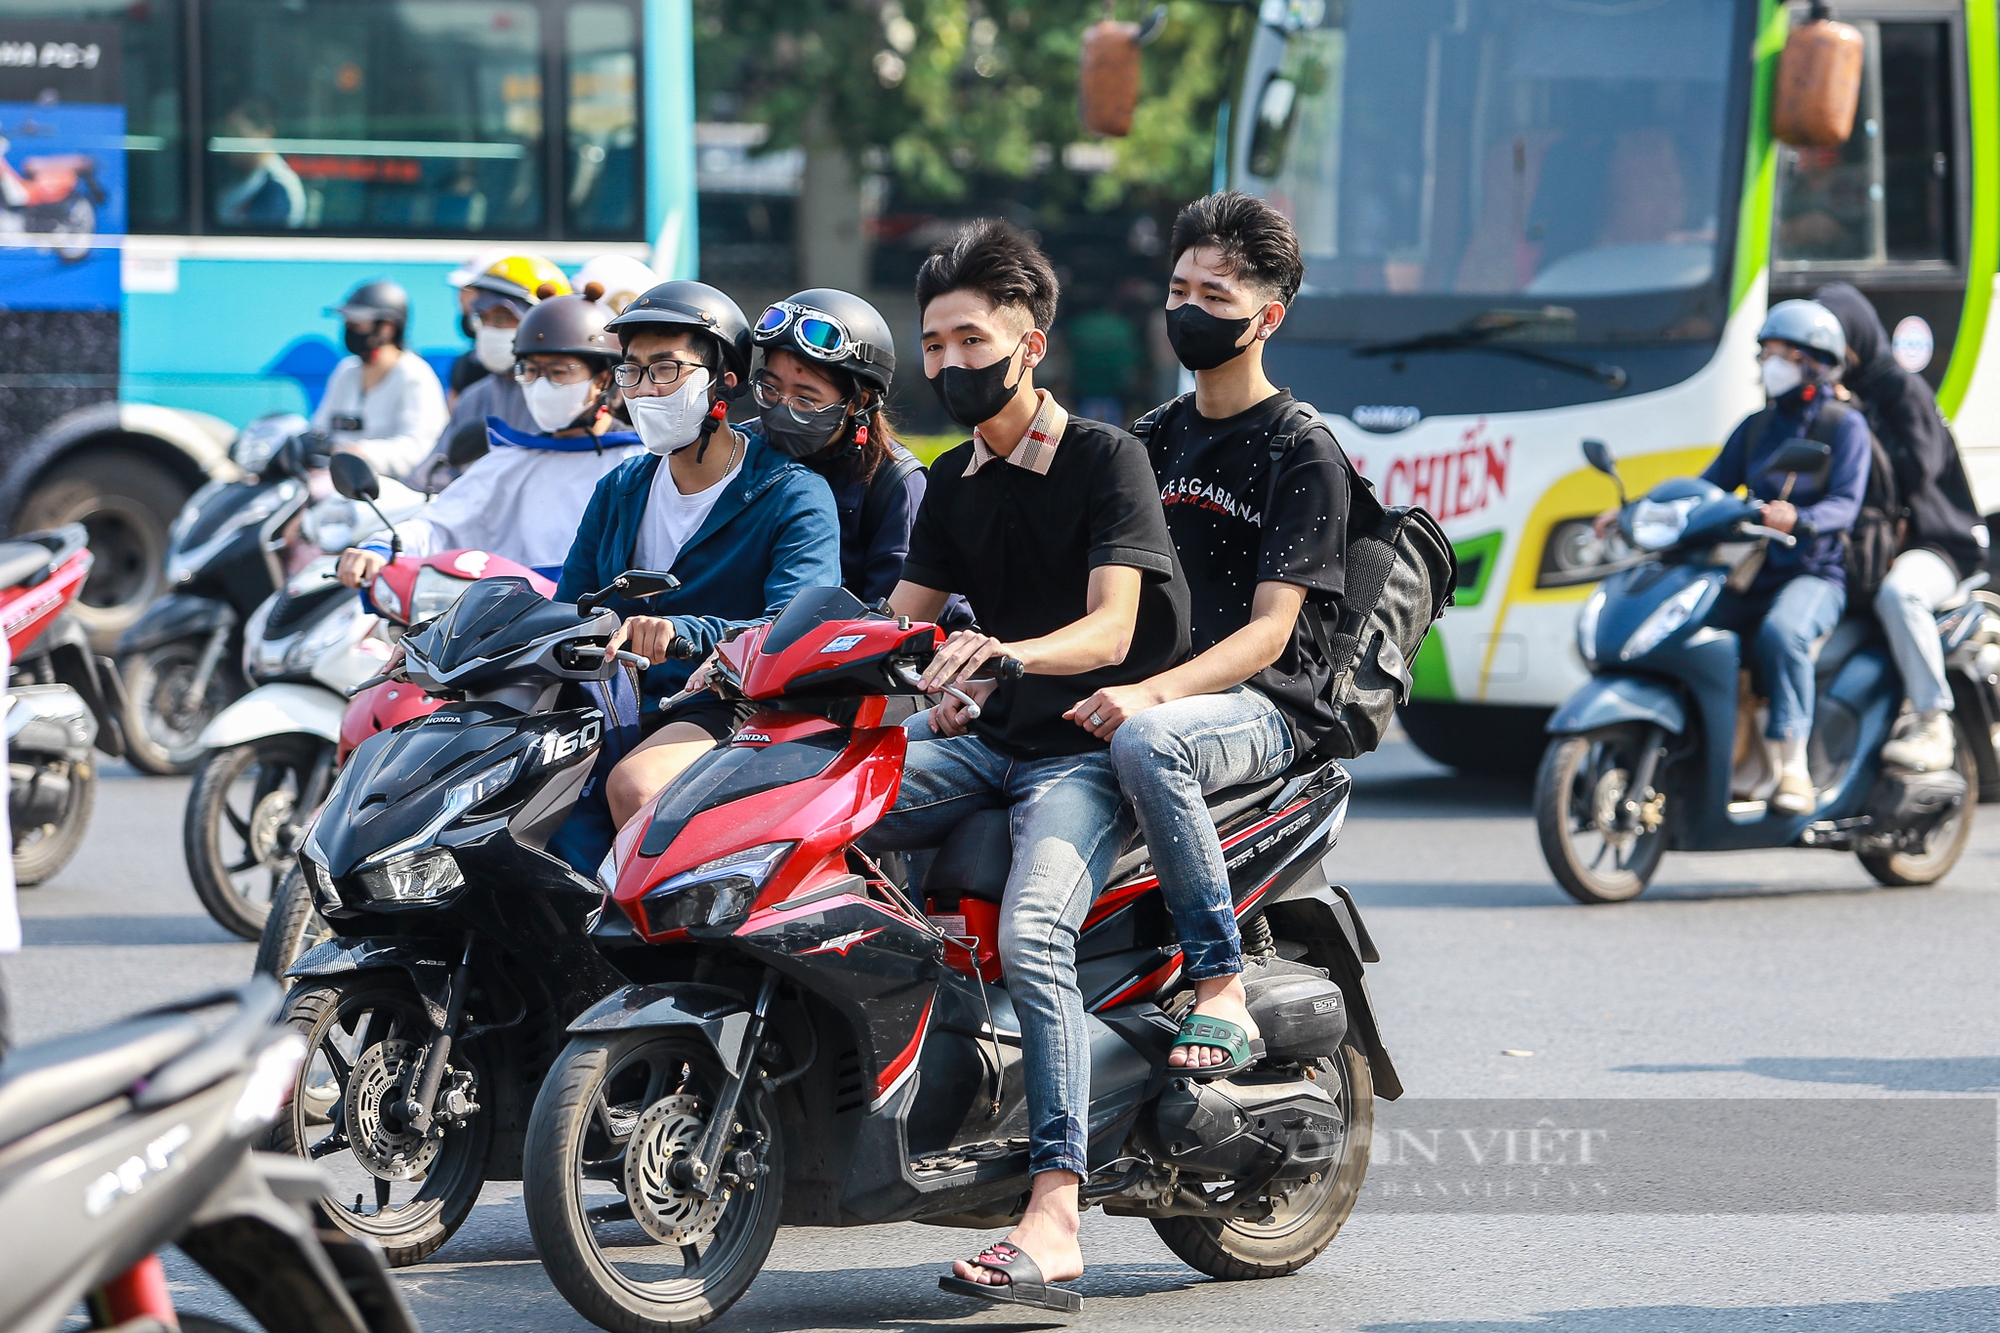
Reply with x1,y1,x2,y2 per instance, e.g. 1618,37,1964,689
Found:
868,732,1132,1179
1107,687,1294,982
1710,574,1846,740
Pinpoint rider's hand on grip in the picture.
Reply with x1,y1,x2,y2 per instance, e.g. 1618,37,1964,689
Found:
609,615,679,666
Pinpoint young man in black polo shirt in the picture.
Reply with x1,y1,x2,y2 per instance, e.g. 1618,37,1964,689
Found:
874,219,1189,1308
1070,191,1361,1074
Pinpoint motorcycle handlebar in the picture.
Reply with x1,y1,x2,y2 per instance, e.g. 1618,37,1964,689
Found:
893,663,988,721
1739,523,1799,548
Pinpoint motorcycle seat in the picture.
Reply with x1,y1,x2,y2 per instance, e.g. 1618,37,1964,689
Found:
0,541,54,591
923,771,1295,905
0,1012,204,1146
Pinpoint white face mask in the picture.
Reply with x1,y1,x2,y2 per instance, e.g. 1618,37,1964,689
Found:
523,376,595,432
1760,354,1804,400
626,368,714,456
475,324,517,374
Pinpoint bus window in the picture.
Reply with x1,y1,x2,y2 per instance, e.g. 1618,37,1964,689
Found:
0,0,185,231
1775,22,1954,269
201,0,545,235
566,2,640,238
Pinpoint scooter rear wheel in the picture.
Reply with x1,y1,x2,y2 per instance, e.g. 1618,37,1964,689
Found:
1859,718,1979,887
525,1032,784,1333
1535,727,1668,903
1151,1038,1373,1279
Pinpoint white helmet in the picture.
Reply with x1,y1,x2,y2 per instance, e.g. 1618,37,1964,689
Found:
447,244,518,289
573,254,660,315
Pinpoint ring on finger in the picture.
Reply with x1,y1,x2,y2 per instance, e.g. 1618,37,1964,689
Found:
1088,711,1103,726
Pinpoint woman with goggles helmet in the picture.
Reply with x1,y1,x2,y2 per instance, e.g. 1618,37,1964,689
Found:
337,290,644,590
555,280,842,840
750,289,962,619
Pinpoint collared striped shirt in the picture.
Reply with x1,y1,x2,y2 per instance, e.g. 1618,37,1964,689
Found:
965,389,1069,477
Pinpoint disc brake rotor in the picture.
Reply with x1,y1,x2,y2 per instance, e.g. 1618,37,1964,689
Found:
344,1038,440,1182
1590,767,1635,849
623,1094,728,1246
249,789,297,865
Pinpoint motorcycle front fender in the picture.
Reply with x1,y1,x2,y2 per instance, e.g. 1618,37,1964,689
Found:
288,938,457,1031
115,594,236,658
566,983,756,1076
199,682,345,749
1547,674,1687,737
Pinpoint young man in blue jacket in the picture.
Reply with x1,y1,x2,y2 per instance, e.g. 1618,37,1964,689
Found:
556,280,841,828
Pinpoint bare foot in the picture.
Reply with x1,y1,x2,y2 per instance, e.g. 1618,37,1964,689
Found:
1168,974,1260,1070
951,1173,1083,1286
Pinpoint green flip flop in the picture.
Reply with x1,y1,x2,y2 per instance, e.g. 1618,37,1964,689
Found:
1170,1013,1265,1081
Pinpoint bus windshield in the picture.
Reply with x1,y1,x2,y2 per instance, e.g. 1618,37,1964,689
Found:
1239,0,1740,316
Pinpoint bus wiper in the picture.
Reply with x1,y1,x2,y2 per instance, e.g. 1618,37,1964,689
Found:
1355,307,1628,390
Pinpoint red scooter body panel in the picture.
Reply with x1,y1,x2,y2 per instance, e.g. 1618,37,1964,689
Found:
1,548,89,655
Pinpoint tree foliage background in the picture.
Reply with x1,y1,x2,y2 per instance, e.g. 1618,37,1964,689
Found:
693,0,1245,212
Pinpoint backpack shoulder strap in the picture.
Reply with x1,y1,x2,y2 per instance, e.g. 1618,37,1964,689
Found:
1805,397,1851,446
1260,399,1385,536
860,445,924,541
1130,392,1193,447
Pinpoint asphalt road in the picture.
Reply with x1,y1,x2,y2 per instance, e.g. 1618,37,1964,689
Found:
16,735,2000,1332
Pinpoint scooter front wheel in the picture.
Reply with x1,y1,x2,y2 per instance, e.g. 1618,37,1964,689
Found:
525,1032,784,1333
1535,727,1667,904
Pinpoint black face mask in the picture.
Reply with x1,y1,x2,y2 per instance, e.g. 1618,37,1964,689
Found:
1166,303,1255,372
929,340,1025,428
759,401,850,459
344,324,393,357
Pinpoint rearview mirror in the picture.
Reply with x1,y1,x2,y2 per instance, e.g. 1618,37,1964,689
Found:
1581,438,1617,477
1763,440,1832,476
446,420,490,469
1078,6,1167,138
328,451,380,502
1771,4,1864,147
577,569,682,617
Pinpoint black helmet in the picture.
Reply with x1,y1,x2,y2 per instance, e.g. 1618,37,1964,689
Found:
513,293,621,366
752,287,895,394
608,280,754,393
326,278,408,327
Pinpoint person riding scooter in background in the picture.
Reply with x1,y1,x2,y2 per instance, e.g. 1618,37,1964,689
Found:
410,252,572,490
1814,283,1991,774
312,278,450,479
335,292,645,591
1600,300,1870,815
557,280,841,831
750,287,958,612
444,243,516,403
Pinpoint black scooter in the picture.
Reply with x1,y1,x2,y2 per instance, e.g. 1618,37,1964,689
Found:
0,978,419,1333
115,415,316,775
273,570,668,1265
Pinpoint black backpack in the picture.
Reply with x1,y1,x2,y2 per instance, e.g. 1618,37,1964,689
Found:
1135,395,1457,760
860,445,926,540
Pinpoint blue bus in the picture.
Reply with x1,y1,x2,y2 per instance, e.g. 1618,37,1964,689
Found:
0,0,695,642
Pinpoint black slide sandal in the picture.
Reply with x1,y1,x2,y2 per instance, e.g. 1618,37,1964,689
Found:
938,1241,1083,1313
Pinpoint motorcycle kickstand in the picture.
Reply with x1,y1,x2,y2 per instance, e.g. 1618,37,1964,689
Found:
684,968,780,1200
400,930,475,1136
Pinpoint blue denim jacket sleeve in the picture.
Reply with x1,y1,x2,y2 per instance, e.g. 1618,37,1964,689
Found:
664,469,843,658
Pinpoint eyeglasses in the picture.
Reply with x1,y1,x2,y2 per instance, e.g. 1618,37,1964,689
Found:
754,301,854,361
612,358,706,390
512,360,597,386
750,374,844,421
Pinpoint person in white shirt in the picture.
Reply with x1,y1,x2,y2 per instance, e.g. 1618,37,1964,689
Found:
336,293,642,587
311,279,450,480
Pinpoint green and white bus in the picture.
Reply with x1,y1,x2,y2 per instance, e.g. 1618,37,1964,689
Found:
0,0,693,642
1226,0,1998,771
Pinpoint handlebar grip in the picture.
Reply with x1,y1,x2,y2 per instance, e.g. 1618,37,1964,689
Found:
990,656,1026,681
665,637,698,660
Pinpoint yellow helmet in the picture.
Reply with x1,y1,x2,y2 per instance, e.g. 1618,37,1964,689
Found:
463,253,571,304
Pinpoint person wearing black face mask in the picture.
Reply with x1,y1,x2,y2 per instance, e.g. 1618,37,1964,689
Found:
311,278,449,479
1084,192,1368,1078
748,288,965,620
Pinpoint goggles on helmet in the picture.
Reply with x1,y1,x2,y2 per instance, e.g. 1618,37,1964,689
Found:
754,301,856,362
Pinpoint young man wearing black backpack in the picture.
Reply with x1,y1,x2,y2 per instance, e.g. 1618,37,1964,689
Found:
1069,191,1377,1074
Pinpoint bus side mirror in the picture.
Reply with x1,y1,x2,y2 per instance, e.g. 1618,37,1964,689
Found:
1078,7,1167,138
1771,2,1864,147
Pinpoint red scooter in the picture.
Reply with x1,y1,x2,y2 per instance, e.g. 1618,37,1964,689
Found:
0,123,104,263
523,585,1395,1330
1,524,126,885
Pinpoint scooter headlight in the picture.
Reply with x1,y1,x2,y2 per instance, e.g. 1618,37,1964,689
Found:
283,597,365,675
1627,495,1704,552
1620,579,1711,661
1575,585,1607,669
639,842,793,935
357,847,465,904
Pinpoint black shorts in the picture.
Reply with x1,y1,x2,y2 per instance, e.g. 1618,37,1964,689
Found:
641,695,756,742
